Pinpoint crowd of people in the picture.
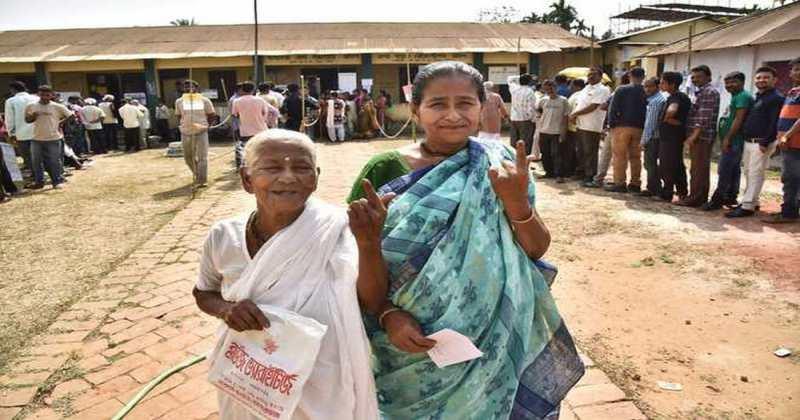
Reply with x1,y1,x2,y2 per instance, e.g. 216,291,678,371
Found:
0,81,176,200
482,58,800,224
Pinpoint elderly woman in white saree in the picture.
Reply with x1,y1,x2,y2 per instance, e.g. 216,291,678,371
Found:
192,129,378,420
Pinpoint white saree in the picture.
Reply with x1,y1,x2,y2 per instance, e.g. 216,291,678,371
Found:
198,198,378,420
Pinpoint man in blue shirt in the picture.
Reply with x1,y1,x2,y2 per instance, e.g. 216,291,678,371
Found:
726,66,785,218
638,77,667,197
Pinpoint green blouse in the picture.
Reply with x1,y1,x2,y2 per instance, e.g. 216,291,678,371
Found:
346,151,412,203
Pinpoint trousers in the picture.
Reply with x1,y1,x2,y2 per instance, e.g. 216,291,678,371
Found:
658,133,688,200
685,139,714,205
182,131,209,185
31,140,64,186
611,127,643,187
577,129,601,181
510,121,534,155
740,141,777,211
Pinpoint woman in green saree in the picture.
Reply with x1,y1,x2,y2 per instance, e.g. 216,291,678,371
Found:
348,61,583,420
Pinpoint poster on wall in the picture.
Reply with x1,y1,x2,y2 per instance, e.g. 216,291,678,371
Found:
201,89,219,99
488,66,519,84
402,84,413,103
123,92,147,105
361,78,373,93
56,91,81,102
337,73,357,93
1,143,23,183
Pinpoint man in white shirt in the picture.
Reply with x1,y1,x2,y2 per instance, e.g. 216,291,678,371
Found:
118,99,144,152
131,99,150,149
98,95,118,150
175,79,217,188
569,67,611,186
80,98,106,154
4,81,38,171
507,74,537,155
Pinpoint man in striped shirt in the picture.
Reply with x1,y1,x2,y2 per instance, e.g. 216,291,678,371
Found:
679,65,720,207
764,57,800,223
638,77,667,197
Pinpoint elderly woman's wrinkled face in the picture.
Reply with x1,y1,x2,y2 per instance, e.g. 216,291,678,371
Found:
241,140,318,213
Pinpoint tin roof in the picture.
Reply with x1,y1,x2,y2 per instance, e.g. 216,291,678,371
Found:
0,22,590,63
643,2,800,56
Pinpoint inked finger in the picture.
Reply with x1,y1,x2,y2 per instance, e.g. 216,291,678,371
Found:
362,180,381,207
515,141,527,168
380,192,396,207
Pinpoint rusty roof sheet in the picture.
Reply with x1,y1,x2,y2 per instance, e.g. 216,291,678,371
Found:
0,22,590,63
643,2,800,57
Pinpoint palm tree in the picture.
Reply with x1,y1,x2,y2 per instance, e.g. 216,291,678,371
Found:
547,0,578,31
573,18,589,37
170,18,196,26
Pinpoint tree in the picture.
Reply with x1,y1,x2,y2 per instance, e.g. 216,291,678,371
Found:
601,29,614,40
170,18,196,26
520,12,551,24
478,6,519,23
547,0,578,31
573,18,589,37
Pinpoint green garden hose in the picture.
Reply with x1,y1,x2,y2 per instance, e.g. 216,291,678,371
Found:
111,354,207,420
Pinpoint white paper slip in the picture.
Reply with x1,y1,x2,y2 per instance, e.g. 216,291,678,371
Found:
426,329,484,368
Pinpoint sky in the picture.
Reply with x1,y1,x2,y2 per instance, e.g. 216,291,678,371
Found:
0,0,776,34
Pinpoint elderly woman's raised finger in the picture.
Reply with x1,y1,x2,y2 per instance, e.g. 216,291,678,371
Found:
515,140,528,169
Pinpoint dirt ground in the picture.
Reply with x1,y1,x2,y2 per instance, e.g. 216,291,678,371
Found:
539,174,800,419
0,142,237,373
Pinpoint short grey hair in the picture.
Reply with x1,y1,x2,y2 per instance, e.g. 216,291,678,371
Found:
242,129,317,172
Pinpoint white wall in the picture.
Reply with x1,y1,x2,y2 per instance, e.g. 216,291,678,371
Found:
661,41,800,111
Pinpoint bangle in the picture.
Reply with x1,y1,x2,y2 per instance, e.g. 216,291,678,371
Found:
510,208,535,224
378,307,403,329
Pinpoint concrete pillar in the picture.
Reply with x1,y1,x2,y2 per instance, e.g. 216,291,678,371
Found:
254,55,265,84
361,54,373,90
473,53,488,80
144,59,158,126
528,53,540,78
34,62,49,86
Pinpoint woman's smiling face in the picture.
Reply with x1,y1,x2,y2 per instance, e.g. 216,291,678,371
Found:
241,139,318,214
413,75,482,147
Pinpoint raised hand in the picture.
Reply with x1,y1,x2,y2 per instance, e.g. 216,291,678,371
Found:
489,140,532,219
348,179,396,246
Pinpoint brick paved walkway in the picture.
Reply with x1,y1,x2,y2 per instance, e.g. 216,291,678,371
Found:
0,140,646,420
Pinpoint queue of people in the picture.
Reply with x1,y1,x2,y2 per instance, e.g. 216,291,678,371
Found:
486,58,800,224
0,80,181,197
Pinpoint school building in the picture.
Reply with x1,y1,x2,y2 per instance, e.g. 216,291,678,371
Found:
0,22,590,114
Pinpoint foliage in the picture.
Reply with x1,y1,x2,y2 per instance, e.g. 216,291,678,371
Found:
170,18,196,26
485,1,591,37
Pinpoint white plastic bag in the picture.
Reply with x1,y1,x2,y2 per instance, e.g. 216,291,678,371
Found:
208,304,328,420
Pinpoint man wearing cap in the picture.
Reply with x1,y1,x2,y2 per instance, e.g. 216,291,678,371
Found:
175,80,216,188
81,98,106,154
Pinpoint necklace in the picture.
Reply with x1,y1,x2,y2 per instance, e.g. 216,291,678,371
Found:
420,141,454,157
247,212,271,245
